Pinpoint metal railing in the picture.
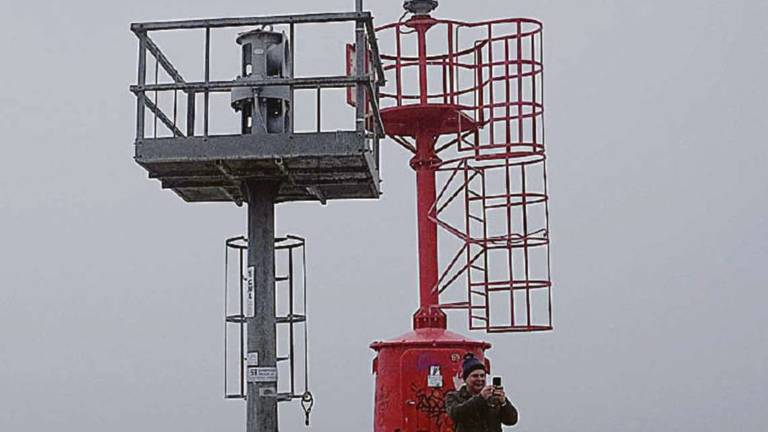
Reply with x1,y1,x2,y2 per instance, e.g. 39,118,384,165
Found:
374,16,552,332
130,11,387,166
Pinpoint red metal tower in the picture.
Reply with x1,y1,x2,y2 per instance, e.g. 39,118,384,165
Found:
365,2,552,431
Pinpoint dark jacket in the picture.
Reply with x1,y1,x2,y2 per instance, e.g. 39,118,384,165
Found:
445,386,518,432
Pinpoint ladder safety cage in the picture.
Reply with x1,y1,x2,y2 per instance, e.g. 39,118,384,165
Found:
376,17,552,333
224,235,313,409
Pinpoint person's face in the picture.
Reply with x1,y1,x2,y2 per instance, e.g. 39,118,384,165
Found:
465,369,486,394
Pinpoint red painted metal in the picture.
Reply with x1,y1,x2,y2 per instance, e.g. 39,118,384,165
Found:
380,105,478,137
374,15,552,333
413,132,440,309
367,12,552,432
371,329,490,432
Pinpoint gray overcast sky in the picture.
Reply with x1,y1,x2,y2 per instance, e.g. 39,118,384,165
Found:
1,0,767,431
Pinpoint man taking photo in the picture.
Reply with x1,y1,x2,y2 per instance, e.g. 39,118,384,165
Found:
445,354,518,432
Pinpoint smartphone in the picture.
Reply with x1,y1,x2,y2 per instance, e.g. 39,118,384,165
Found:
492,376,502,387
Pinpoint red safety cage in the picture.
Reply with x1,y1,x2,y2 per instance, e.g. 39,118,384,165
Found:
375,17,552,333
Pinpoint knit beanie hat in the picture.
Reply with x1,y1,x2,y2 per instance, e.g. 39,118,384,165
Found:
461,353,486,380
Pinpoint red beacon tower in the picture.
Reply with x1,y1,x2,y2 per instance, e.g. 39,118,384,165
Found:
366,1,552,431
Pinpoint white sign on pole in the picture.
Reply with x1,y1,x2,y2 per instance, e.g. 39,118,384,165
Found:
247,352,259,367
247,366,278,383
427,365,443,388
246,266,255,317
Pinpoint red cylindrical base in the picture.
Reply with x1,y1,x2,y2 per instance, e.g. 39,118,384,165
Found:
371,329,491,432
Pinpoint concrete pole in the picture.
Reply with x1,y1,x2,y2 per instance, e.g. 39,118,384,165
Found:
245,180,279,432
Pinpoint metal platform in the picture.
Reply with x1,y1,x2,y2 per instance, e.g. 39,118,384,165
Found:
130,11,385,205
136,131,379,203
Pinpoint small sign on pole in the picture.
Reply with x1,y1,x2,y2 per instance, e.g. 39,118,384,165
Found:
246,266,255,317
428,365,443,388
247,352,259,367
247,366,278,383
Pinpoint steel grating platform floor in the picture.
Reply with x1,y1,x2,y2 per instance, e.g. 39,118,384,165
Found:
135,131,380,203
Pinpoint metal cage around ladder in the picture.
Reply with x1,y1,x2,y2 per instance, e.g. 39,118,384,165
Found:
374,16,552,333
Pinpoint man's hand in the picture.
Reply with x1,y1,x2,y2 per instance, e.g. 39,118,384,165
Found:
479,385,495,400
493,387,506,404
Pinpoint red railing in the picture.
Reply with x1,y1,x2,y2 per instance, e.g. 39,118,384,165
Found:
375,16,552,332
